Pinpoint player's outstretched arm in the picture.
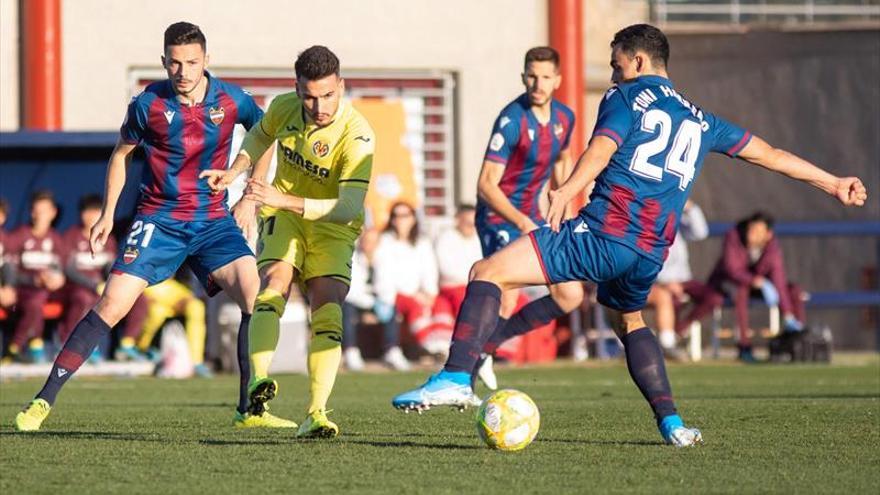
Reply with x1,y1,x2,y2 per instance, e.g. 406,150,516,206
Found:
201,122,276,193
243,179,366,225
90,138,137,256
230,143,275,240
737,136,868,206
546,136,618,231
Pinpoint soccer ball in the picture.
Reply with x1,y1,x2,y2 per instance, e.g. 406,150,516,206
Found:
475,389,540,451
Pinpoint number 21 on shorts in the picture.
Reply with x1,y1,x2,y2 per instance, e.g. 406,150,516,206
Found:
127,220,156,248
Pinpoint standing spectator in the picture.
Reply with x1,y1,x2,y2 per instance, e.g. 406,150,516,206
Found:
0,199,17,314
645,200,708,354
428,204,483,352
677,212,806,361
59,195,149,361
341,230,378,371
372,202,438,369
3,191,66,363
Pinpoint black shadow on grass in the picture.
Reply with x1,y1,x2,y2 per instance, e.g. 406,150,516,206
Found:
0,430,164,442
199,437,483,450
537,437,662,446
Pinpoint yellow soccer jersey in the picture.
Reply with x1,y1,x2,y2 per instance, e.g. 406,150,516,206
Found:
244,92,374,229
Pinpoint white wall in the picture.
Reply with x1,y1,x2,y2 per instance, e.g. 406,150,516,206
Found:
0,0,18,131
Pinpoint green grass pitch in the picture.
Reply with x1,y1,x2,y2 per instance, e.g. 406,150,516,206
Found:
2,360,878,494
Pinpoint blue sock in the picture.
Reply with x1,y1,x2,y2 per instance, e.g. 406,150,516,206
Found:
620,327,678,423
483,296,566,353
659,414,684,439
37,310,111,406
444,281,501,373
237,313,251,414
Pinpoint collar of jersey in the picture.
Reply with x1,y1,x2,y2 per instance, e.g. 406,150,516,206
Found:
632,74,673,86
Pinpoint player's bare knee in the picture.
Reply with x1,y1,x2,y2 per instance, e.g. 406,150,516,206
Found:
551,283,584,313
93,296,128,327
470,258,503,285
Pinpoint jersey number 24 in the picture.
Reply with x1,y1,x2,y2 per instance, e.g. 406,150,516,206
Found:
629,109,701,191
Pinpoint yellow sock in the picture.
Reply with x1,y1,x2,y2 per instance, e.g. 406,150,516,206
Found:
184,298,206,365
307,302,343,414
120,336,136,348
249,288,285,383
29,338,44,350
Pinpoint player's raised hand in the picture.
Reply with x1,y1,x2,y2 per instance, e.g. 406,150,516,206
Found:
244,178,288,209
89,214,113,257
835,177,867,206
546,189,569,232
199,169,235,194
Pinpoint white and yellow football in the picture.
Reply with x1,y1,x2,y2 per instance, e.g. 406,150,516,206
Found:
476,389,540,451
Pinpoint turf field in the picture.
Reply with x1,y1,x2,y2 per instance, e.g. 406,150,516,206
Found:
2,359,879,494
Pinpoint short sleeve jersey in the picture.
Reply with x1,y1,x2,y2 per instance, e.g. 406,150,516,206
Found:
477,94,575,226
582,75,751,263
245,92,375,230
120,73,263,221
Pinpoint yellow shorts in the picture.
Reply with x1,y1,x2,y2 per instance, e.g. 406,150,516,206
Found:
144,278,192,311
256,208,359,286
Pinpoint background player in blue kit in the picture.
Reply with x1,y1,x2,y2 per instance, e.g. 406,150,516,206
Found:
473,47,584,389
14,22,292,431
393,24,868,447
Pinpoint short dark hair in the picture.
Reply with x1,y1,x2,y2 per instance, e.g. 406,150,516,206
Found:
737,210,775,242
611,24,669,68
524,46,560,70
78,194,103,212
295,46,340,81
30,189,56,207
164,22,206,52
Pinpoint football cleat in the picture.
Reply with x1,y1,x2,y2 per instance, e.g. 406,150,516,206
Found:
659,415,703,447
392,370,477,413
233,410,297,428
296,409,339,439
14,399,51,432
475,353,498,391
193,363,214,378
247,378,278,416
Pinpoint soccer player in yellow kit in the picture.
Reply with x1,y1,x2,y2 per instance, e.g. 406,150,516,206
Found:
202,45,373,438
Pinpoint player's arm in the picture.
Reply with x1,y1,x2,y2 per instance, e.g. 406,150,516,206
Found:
736,136,867,206
90,138,137,255
550,147,574,218
546,136,618,231
478,161,538,233
230,143,275,240
243,179,366,225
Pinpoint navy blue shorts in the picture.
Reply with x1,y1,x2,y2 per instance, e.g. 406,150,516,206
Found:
529,218,662,312
477,221,522,258
111,212,253,295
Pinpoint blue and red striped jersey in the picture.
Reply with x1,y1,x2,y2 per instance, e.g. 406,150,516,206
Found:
477,94,575,226
120,73,263,221
583,75,751,263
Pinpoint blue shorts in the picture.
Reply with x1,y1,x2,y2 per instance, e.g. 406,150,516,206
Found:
477,222,522,258
110,212,253,296
529,218,662,312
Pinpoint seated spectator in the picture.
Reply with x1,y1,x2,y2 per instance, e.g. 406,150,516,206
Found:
645,200,709,355
372,202,438,369
428,204,482,351
137,275,212,377
0,199,17,314
342,229,378,371
3,191,66,363
59,195,149,362
677,211,806,361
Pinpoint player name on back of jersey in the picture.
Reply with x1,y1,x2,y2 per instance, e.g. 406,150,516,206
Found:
631,84,710,132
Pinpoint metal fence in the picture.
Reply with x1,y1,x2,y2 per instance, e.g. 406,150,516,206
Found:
652,0,880,25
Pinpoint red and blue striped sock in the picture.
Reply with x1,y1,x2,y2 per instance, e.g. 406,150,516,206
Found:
621,327,678,422
443,281,501,374
37,310,111,406
482,296,566,354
